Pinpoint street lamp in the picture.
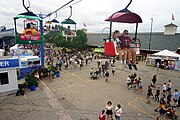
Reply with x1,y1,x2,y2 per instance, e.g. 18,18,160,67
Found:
149,18,153,51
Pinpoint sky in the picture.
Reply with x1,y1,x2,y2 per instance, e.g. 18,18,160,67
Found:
0,0,180,33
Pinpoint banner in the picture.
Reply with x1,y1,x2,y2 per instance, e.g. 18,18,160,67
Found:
0,58,19,69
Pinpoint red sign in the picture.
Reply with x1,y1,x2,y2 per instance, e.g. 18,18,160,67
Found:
20,34,40,41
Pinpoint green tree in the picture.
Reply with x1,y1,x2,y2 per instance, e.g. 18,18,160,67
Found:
44,31,58,43
73,30,87,50
54,33,66,47
44,29,88,50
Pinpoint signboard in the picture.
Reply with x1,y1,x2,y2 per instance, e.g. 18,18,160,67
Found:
0,58,19,69
20,34,40,41
16,33,43,44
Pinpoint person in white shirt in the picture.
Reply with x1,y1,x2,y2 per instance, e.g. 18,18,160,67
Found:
127,75,131,90
115,104,122,120
167,80,172,92
112,65,116,75
113,30,127,64
162,83,167,94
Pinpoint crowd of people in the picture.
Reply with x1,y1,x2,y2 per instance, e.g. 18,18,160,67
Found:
45,48,95,71
125,72,179,120
89,58,117,82
149,76,179,120
126,73,143,94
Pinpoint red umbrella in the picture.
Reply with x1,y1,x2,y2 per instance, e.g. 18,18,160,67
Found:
105,11,142,23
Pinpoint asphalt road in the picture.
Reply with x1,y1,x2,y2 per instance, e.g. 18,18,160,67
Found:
0,59,180,120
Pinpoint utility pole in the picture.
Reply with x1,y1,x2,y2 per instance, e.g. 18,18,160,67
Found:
149,18,153,51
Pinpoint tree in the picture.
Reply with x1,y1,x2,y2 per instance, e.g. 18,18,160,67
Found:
44,29,88,50
44,31,58,43
54,33,66,47
73,30,87,50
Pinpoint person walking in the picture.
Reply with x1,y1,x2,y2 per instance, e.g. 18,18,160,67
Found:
127,75,132,90
115,104,122,120
167,80,172,92
173,89,179,107
138,77,143,94
162,83,167,94
105,70,110,82
112,65,116,75
156,99,169,120
106,101,113,120
155,87,160,102
152,74,157,86
147,85,154,103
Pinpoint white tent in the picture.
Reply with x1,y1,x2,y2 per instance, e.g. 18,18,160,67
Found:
153,49,180,60
10,44,19,51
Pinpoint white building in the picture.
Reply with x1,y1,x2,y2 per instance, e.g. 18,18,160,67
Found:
0,57,19,96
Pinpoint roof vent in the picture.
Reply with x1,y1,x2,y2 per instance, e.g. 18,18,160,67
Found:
164,23,178,35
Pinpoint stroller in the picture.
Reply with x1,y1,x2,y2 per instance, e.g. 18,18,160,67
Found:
166,103,178,119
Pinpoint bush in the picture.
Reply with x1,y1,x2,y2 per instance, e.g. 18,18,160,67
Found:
38,68,49,77
25,74,38,88
48,65,56,75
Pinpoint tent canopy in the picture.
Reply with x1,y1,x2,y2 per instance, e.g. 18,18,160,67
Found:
105,9,142,23
10,44,19,51
153,49,180,59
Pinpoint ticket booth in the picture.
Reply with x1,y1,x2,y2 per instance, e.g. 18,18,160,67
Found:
0,58,19,96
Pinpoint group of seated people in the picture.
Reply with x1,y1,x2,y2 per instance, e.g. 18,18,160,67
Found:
64,26,76,40
23,23,40,35
112,30,137,70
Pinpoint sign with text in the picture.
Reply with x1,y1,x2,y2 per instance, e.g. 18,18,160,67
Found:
16,33,43,44
0,58,19,69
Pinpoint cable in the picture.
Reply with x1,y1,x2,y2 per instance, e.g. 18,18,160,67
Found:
44,0,83,19
44,0,74,19
61,0,83,10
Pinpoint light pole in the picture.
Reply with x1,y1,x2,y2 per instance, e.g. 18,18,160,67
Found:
149,18,153,51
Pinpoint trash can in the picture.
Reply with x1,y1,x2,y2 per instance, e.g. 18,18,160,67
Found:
30,86,36,91
56,72,60,78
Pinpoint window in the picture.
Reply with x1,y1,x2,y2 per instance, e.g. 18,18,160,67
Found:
0,72,9,85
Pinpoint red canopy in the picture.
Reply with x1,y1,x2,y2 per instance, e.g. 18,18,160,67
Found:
105,11,142,23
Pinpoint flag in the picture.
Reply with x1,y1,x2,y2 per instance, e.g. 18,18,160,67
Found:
83,23,87,28
172,14,175,20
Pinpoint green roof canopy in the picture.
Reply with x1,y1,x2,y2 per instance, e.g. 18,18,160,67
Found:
61,18,76,24
14,15,42,21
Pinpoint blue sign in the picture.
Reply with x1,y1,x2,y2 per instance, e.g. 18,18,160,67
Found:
0,58,19,69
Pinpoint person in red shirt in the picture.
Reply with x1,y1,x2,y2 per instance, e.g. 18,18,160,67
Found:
99,110,106,120
118,30,137,70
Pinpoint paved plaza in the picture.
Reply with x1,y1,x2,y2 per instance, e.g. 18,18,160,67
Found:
0,59,180,120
